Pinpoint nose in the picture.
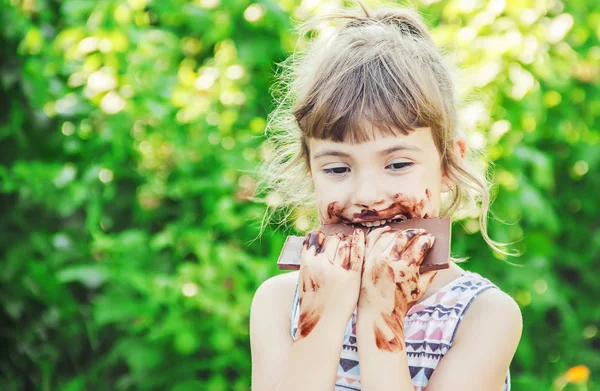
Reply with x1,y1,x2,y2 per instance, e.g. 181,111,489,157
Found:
351,173,386,208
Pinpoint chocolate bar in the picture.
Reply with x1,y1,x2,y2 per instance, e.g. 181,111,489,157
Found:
277,217,452,273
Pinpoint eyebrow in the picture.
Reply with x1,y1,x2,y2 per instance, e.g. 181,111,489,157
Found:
313,143,423,159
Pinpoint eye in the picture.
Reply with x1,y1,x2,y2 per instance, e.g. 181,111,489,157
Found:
387,162,413,170
323,167,350,175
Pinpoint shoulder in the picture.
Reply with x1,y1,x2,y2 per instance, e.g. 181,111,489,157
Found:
253,270,299,302
251,271,299,328
250,271,299,390
455,285,523,351
425,286,523,390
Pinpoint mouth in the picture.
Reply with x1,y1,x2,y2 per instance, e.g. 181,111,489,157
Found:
342,215,409,228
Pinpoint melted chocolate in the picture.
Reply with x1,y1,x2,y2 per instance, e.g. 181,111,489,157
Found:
298,310,320,339
337,240,351,270
364,231,436,353
345,231,364,271
305,231,326,254
297,232,327,340
374,316,405,352
296,229,365,341
325,189,433,224
326,201,349,222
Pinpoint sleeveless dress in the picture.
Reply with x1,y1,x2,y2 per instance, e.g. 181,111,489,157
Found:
290,270,511,391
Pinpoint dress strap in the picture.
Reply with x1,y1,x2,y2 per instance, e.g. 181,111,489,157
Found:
447,271,498,346
290,276,300,341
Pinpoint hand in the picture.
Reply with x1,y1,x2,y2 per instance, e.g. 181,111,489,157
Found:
296,228,366,340
357,226,437,352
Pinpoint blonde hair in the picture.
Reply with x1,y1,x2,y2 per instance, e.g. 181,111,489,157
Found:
252,1,519,261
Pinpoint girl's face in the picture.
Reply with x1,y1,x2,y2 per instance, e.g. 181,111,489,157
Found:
309,126,454,226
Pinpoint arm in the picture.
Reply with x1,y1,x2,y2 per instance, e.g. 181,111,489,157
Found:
356,309,415,391
250,273,348,391
355,227,436,391
275,315,348,391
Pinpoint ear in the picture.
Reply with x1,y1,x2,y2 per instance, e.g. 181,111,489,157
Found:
441,136,467,193
456,136,467,159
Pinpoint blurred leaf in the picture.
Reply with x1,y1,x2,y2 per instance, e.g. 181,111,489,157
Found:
57,265,108,289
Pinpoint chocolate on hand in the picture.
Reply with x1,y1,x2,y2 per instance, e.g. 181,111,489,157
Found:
358,227,437,352
277,217,451,274
295,229,366,340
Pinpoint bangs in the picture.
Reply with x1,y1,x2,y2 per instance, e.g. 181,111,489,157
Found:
292,40,445,144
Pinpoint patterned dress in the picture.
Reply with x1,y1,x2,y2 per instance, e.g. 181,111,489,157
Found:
290,270,511,390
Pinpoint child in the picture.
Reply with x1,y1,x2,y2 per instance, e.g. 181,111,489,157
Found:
250,2,522,390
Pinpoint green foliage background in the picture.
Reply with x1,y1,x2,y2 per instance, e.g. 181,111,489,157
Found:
0,0,598,390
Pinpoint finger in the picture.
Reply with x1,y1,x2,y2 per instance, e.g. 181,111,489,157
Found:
299,232,316,265
347,228,365,272
371,254,394,286
417,270,439,295
299,235,311,292
381,229,411,256
299,261,316,294
304,230,327,255
396,228,425,250
337,235,353,270
373,231,398,260
323,233,343,265
367,229,397,259
399,233,435,266
386,228,422,262
390,228,425,261
365,226,392,258
300,233,321,282
380,226,425,257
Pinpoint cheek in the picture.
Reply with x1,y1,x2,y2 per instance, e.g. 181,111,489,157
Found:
313,175,351,202
423,186,443,217
313,182,338,221
314,183,335,205
313,183,353,224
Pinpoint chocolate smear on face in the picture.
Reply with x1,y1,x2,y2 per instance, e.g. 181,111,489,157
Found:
387,193,428,220
326,201,352,223
326,190,433,224
352,193,429,222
